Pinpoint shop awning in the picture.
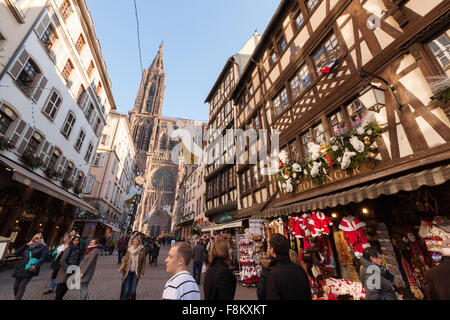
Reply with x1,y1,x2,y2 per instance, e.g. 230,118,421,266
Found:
0,155,98,214
255,164,450,219
202,219,244,232
100,222,121,233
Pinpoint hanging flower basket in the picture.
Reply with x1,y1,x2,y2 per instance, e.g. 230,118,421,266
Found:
21,151,43,170
0,135,15,151
73,186,83,195
61,178,74,190
44,167,62,180
273,112,383,192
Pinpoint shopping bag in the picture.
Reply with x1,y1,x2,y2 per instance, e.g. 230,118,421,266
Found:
201,263,207,274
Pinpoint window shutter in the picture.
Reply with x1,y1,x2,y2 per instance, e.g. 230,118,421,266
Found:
32,75,48,103
35,14,51,39
9,119,27,146
16,126,34,155
57,156,67,174
43,145,55,168
70,168,78,183
36,140,48,160
9,49,29,80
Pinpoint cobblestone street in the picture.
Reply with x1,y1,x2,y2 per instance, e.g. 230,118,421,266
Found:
0,245,257,300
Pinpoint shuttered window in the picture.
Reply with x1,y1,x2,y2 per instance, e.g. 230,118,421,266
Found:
61,112,76,137
59,0,73,22
0,110,13,135
74,129,86,151
43,91,62,120
85,142,94,163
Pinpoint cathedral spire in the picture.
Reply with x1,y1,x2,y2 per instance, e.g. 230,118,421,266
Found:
150,41,164,71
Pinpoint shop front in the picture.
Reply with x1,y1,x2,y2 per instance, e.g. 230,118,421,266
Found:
0,155,98,261
249,163,450,300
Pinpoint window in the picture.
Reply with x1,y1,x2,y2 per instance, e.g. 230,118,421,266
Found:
61,112,76,137
85,142,94,162
85,103,94,121
63,162,74,181
306,0,319,11
302,131,312,157
25,133,43,154
111,158,117,175
428,33,450,71
76,172,84,189
290,64,311,99
94,118,102,135
276,31,287,53
59,0,73,22
40,25,57,51
253,165,259,184
74,129,86,151
85,175,94,194
347,99,368,129
75,34,85,54
48,149,61,169
43,91,62,120
313,123,327,145
292,4,304,30
62,59,73,81
273,87,289,118
17,59,39,92
330,110,348,136
0,110,13,135
246,170,252,189
87,61,95,78
94,153,106,167
101,134,108,145
313,33,341,73
289,139,299,161
96,81,102,96
76,85,86,108
269,46,277,66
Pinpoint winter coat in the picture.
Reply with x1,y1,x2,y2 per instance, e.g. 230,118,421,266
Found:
204,258,236,300
118,239,127,251
12,243,48,279
425,256,450,300
257,259,271,300
192,244,207,263
359,257,397,300
79,248,99,283
151,243,160,257
265,255,312,300
55,245,83,284
120,248,146,282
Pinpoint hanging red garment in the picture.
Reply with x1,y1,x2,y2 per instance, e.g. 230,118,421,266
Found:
338,216,370,258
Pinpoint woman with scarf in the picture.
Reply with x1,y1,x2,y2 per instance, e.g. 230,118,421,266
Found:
118,236,146,300
43,234,70,295
54,235,83,300
79,238,100,300
13,233,49,300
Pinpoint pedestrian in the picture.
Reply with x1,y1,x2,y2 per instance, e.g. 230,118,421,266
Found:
204,239,236,300
79,238,100,300
162,242,200,300
117,236,127,264
80,237,87,253
150,240,161,266
118,236,146,300
192,239,207,285
109,237,116,255
43,234,70,295
55,235,83,300
12,233,49,300
99,236,106,256
206,237,215,256
264,233,312,300
359,247,397,300
425,238,450,300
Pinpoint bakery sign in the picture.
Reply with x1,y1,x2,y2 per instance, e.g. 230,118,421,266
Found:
296,162,372,193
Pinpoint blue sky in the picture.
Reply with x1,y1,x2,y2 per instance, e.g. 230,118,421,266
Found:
85,0,280,122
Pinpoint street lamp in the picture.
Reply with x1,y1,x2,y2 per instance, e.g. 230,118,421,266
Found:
358,84,386,113
359,68,404,111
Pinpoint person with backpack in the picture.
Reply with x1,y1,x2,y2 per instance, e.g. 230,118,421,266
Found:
12,233,49,300
43,234,70,295
54,235,83,300
150,240,161,266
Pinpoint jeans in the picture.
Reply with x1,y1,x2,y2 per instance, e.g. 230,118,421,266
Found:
193,261,203,285
55,283,69,300
13,278,31,300
118,250,126,264
80,282,89,300
150,255,158,266
120,272,139,300
49,279,56,290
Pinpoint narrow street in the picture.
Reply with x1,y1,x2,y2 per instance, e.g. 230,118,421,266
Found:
0,244,257,300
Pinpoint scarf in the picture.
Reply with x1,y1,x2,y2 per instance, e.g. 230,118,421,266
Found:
84,244,100,257
128,245,143,274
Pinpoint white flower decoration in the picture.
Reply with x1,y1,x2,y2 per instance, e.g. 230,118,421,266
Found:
283,174,289,180
282,183,287,189
293,173,297,179
292,163,302,172
332,145,339,152
337,157,342,163
278,150,289,164
357,127,365,135
366,129,373,135
303,169,308,175
285,179,293,193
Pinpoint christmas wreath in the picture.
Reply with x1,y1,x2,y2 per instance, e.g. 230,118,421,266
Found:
273,112,383,192
0,135,15,151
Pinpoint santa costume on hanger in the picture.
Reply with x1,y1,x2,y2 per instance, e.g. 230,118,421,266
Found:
309,211,333,237
338,215,370,258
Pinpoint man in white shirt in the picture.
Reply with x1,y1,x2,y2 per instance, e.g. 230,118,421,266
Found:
163,242,200,300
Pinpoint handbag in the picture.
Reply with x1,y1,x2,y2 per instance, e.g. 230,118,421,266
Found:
25,250,39,271
51,251,63,271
